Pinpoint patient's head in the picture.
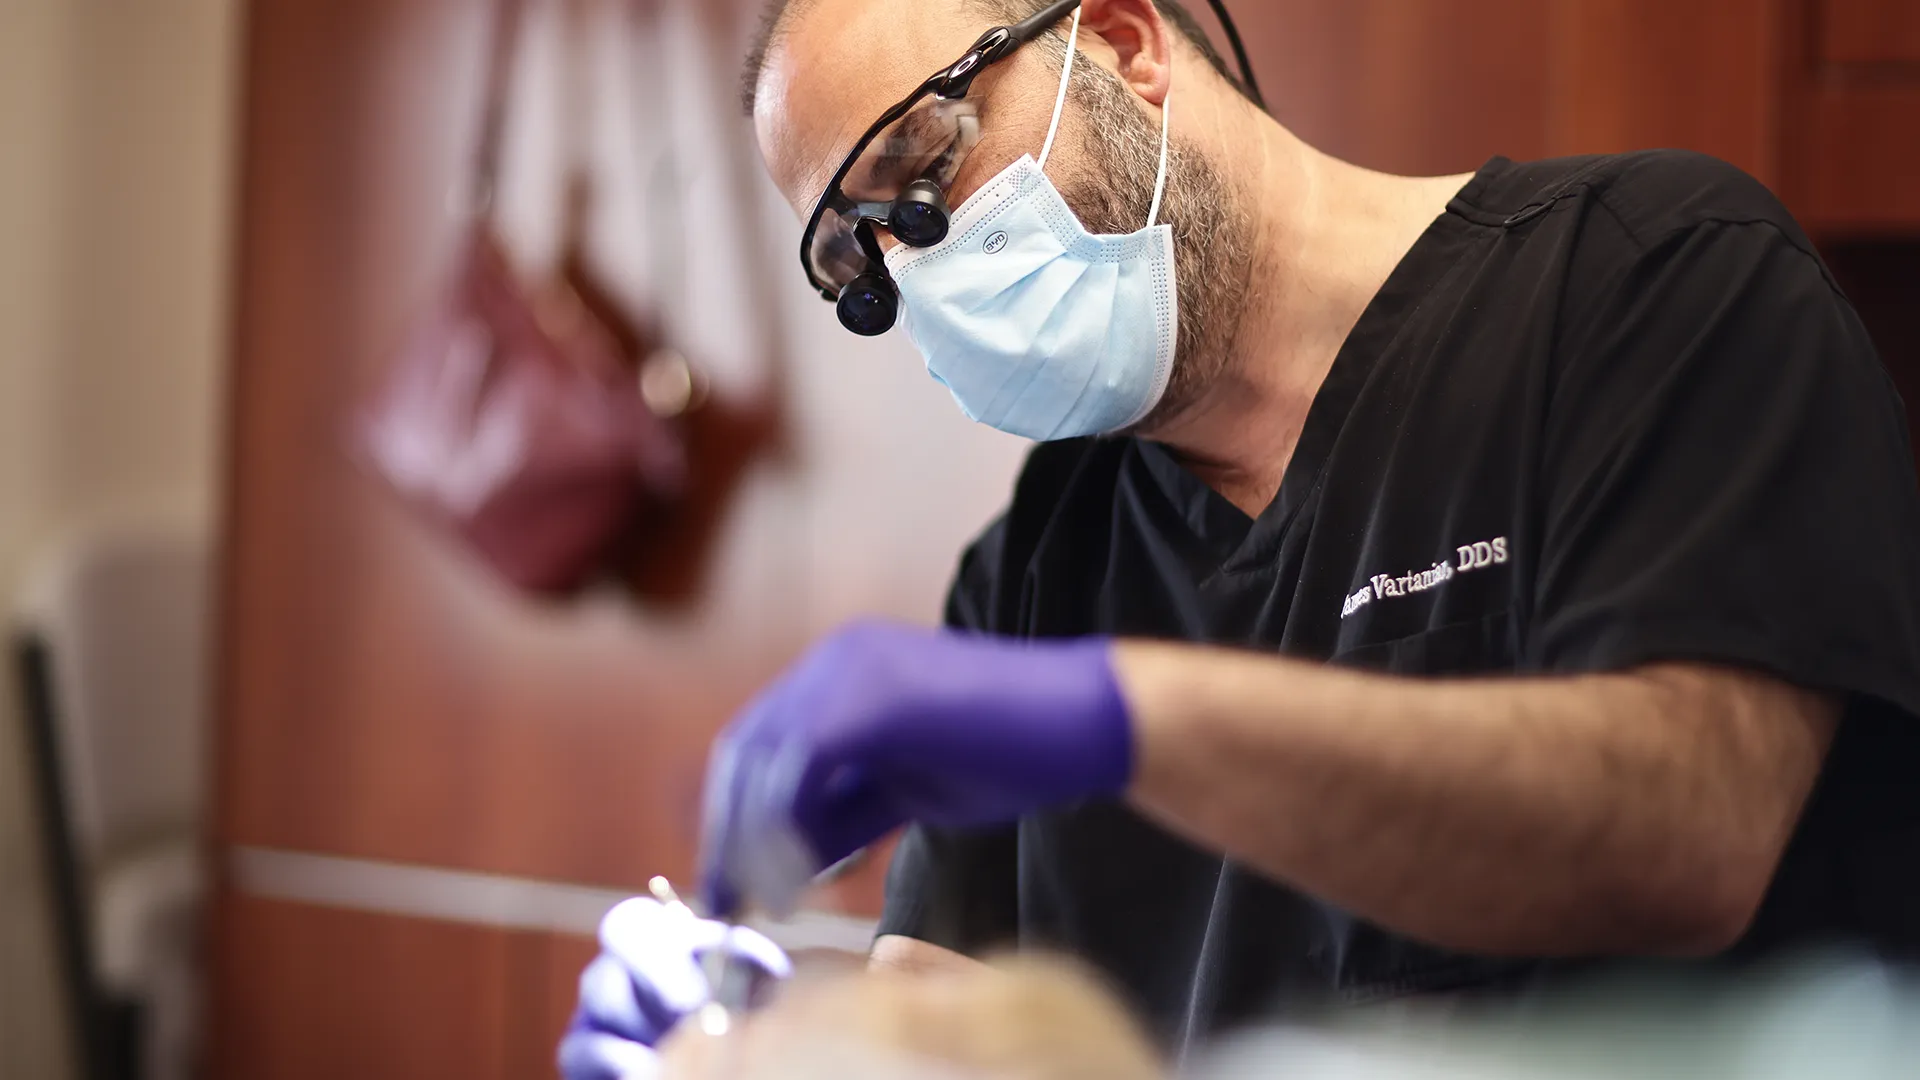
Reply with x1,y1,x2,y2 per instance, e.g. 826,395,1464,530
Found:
661,955,1165,1080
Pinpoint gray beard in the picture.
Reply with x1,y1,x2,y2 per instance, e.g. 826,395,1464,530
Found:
1053,60,1255,435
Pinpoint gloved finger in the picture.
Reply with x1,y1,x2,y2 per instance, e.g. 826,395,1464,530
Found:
690,922,794,981
576,954,662,1044
726,735,837,919
697,635,850,917
787,756,907,873
557,1022,661,1080
596,901,789,998
596,899,712,1027
698,670,805,919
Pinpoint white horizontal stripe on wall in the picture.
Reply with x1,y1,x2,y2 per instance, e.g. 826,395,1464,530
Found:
227,846,878,954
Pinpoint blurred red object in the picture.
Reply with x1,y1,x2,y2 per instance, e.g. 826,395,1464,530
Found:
352,0,687,595
356,226,685,594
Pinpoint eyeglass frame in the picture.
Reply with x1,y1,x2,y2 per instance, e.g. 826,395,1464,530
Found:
795,0,1268,307
796,0,1084,302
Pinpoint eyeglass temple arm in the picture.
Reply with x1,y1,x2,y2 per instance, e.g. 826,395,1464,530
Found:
797,0,1081,297
1009,0,1083,43
963,3,1264,113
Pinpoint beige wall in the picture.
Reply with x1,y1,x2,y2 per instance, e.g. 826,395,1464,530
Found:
0,1,238,1075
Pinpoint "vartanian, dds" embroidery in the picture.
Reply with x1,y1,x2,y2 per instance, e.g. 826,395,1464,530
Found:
1340,537,1509,619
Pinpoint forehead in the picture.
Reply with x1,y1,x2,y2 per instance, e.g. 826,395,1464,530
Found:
755,0,995,209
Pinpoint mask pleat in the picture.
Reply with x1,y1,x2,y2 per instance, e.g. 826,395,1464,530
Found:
1008,262,1119,437
884,129,1177,440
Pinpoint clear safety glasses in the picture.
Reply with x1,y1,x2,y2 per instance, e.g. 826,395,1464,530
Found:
801,0,1082,335
803,95,985,295
798,0,1266,336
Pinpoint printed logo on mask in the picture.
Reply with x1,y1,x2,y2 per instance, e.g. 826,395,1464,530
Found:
1340,537,1510,619
983,231,1009,255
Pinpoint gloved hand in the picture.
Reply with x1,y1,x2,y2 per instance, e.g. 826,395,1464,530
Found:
557,897,791,1080
698,619,1132,918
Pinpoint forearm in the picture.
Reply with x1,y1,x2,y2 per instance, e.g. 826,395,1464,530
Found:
1114,643,1837,957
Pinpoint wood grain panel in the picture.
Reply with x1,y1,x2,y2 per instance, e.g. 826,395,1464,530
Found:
1823,241,1920,481
215,0,934,906
1819,0,1920,65
1213,0,1554,176
207,890,595,1080
1834,238,1920,541
1798,82,1920,232
1548,0,1784,185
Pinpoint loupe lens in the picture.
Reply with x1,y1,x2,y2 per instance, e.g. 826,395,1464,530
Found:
805,99,980,295
889,181,950,247
837,273,899,336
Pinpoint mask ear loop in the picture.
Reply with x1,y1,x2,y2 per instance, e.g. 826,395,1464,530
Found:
1145,80,1171,228
1034,7,1172,230
1035,6,1081,172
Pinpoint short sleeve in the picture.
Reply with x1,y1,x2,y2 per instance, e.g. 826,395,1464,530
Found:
1530,214,1920,720
874,532,1023,952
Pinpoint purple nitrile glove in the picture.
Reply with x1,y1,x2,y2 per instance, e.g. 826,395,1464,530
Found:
697,619,1133,919
557,897,790,1080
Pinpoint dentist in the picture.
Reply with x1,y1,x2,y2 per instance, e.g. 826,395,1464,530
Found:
562,2,1920,1075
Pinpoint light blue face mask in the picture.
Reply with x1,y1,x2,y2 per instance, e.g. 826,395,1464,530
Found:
883,8,1178,442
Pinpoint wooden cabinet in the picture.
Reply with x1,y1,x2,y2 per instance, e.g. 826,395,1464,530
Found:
1225,0,1920,234
210,895,593,1080
1818,0,1920,65
1544,0,1784,184
1794,83,1920,232
1789,0,1920,233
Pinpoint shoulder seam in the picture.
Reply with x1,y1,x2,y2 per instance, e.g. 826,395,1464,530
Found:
1590,205,1844,301
1593,175,1818,257
1588,194,1649,258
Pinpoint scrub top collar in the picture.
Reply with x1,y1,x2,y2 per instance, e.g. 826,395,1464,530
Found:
1131,156,1511,577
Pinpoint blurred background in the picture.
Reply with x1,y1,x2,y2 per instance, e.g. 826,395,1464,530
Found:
0,1,1915,1078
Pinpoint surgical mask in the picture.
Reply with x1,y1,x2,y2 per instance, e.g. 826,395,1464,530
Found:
883,9,1178,441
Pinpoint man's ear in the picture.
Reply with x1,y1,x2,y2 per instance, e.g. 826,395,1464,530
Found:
1076,0,1173,106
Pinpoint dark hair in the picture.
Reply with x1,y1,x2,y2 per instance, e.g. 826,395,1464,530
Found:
740,0,1255,117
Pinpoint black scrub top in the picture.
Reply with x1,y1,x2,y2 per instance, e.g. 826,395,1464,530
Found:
875,151,1920,1053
